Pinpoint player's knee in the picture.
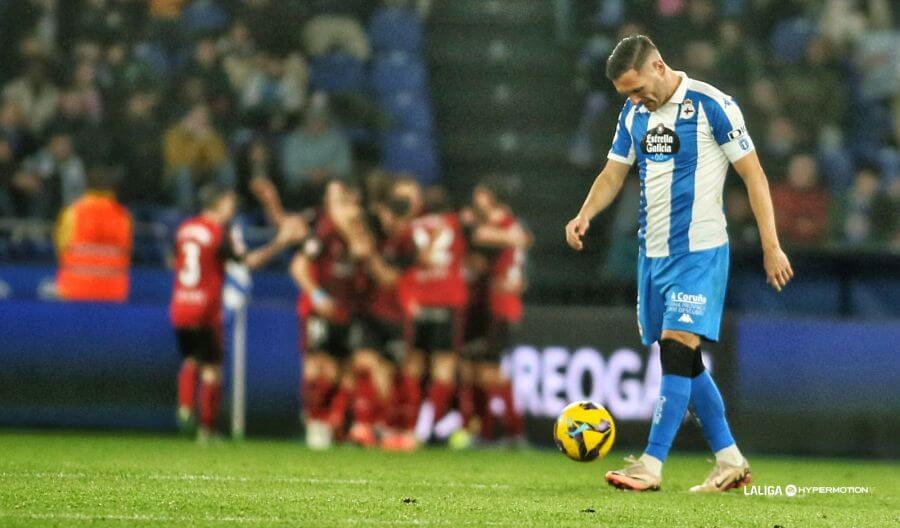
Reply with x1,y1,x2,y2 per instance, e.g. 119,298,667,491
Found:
477,362,502,388
200,365,220,383
658,338,696,377
403,350,425,378
431,354,457,383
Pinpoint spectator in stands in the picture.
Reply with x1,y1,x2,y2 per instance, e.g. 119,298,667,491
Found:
0,138,16,216
303,13,371,61
2,58,59,134
771,154,831,247
55,165,132,303
280,95,351,210
182,38,233,124
760,116,802,172
219,20,258,96
163,104,233,211
725,190,760,249
111,92,164,205
780,36,844,146
240,51,307,122
0,100,36,161
837,165,881,246
49,89,106,164
17,131,85,219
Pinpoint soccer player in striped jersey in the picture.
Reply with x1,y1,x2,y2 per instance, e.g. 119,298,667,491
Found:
565,35,793,492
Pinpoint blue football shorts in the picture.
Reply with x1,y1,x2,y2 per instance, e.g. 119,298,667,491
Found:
636,243,729,346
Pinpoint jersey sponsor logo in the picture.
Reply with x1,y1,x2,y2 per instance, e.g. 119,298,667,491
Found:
640,123,680,162
678,313,695,324
679,99,695,120
727,126,747,141
740,138,750,151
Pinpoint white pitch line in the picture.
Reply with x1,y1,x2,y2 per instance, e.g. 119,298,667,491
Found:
0,471,510,490
0,512,518,527
0,511,285,524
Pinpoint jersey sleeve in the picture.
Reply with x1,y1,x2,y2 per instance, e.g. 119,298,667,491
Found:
607,101,636,166
218,224,247,261
703,94,755,163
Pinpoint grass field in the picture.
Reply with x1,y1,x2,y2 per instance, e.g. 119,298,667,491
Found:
0,431,897,527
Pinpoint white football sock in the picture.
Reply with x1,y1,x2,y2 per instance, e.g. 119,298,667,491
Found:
715,444,745,466
639,453,663,478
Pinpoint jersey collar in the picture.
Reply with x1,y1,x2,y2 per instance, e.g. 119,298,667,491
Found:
667,71,690,105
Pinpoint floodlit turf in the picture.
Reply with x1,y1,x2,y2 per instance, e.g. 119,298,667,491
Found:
0,431,897,527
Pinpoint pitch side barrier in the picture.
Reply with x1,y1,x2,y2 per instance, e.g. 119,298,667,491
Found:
0,300,897,456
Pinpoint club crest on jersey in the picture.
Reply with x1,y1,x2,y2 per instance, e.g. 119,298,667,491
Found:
641,123,680,162
679,99,695,120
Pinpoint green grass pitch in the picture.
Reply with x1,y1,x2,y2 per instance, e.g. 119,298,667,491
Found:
0,431,897,527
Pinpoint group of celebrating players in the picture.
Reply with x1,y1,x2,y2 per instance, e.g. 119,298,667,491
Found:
168,173,530,450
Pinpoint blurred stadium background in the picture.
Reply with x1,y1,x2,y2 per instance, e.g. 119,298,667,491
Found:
0,0,898,467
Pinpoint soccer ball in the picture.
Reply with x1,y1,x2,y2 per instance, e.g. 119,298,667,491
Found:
553,401,616,462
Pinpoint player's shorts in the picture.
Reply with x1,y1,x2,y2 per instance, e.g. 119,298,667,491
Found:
175,326,223,363
303,315,352,358
463,318,513,363
406,307,463,354
636,243,729,346
351,316,405,361
463,302,513,362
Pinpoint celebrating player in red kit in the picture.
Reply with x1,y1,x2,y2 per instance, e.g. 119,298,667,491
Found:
461,177,531,445
399,190,468,444
291,180,372,449
170,184,303,442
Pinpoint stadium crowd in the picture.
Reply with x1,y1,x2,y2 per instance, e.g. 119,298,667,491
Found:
0,0,435,223
570,0,899,263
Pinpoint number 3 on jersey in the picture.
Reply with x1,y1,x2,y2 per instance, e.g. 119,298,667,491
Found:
178,241,202,287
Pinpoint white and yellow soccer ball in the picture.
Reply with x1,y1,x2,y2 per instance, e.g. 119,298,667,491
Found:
553,401,616,462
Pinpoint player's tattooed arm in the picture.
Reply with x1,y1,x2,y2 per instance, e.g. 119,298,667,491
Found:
471,224,532,250
565,159,631,251
732,151,794,292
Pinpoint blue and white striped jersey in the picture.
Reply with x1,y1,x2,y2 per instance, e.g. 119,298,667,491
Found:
608,71,754,257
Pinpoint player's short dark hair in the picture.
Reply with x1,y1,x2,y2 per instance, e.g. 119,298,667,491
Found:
199,182,233,210
477,175,514,206
605,35,658,81
85,165,121,191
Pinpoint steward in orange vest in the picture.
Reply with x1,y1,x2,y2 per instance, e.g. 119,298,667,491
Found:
56,167,133,302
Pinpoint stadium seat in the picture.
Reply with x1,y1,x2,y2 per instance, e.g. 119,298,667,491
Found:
816,148,855,194
368,7,424,53
381,132,440,185
371,52,428,96
378,91,434,132
309,52,368,94
769,17,815,64
181,0,230,36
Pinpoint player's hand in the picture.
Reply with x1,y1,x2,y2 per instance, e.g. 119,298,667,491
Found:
565,215,590,251
278,215,308,245
764,246,793,292
311,289,337,319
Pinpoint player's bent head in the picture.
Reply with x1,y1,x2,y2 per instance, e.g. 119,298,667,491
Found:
605,34,659,82
606,35,670,110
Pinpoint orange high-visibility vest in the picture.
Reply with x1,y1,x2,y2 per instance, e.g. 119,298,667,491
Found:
56,193,132,302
